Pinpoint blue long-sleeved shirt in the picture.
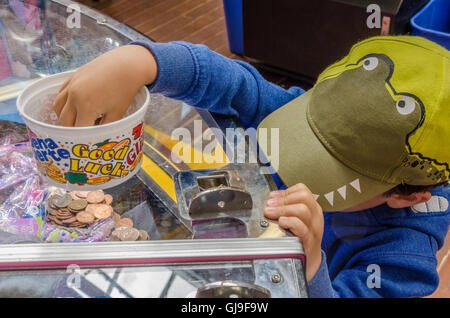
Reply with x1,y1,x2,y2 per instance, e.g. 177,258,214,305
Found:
131,40,450,298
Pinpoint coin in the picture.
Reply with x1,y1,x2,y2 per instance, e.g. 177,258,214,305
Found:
68,199,88,211
85,204,98,215
56,215,75,220
138,229,149,241
48,208,59,216
62,217,77,224
76,211,95,224
52,194,73,208
71,221,87,228
113,227,140,241
49,215,63,225
93,204,112,220
86,190,105,204
104,194,113,205
74,191,89,199
116,218,133,228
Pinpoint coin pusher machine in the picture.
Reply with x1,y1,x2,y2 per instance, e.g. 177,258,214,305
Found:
0,0,308,298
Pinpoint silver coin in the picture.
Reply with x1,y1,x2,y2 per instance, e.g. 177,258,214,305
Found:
114,227,140,241
52,194,73,208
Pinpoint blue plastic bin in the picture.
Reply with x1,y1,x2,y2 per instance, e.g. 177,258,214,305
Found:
411,0,450,49
223,0,243,55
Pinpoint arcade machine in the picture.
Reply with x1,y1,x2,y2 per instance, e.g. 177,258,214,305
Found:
0,0,307,298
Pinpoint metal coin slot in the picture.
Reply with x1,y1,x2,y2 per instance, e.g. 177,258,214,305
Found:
197,173,229,191
184,170,253,218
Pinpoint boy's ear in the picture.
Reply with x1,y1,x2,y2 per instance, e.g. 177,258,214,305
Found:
386,191,432,209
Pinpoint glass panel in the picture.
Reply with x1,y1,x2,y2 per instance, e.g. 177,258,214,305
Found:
0,258,306,298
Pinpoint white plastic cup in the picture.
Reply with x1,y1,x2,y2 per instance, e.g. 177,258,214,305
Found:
17,70,150,190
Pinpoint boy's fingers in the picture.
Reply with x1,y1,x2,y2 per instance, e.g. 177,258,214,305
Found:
52,89,68,117
264,203,311,226
58,77,71,93
100,111,125,125
74,109,96,127
59,103,77,127
268,189,317,210
278,216,309,241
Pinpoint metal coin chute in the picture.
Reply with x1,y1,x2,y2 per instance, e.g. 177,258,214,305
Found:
189,171,253,218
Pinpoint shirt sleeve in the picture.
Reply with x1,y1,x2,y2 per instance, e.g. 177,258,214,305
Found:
308,250,440,298
129,41,305,129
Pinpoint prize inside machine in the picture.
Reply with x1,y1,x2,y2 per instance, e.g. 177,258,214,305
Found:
0,0,307,298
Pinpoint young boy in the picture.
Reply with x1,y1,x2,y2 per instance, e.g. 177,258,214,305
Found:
52,36,450,298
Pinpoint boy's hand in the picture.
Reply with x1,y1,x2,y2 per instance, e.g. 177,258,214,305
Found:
264,183,324,282
52,45,157,126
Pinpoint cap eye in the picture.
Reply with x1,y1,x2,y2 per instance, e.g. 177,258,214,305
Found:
396,96,416,115
362,57,379,71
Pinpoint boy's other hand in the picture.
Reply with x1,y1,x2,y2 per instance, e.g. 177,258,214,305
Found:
52,45,157,127
264,183,324,282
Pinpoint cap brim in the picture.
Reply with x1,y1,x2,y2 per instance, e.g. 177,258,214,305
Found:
258,89,396,212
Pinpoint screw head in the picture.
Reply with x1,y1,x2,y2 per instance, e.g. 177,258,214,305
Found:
260,220,269,228
271,273,282,284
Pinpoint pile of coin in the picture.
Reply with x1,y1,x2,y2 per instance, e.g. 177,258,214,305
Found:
46,190,150,241
110,216,150,241
46,190,114,228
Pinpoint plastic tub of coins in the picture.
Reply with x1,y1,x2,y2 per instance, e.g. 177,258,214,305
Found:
17,70,150,190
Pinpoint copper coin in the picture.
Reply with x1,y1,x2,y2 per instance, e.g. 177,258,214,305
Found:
48,208,59,216
76,211,95,224
104,194,113,205
86,190,105,204
68,199,88,211
56,212,75,220
93,204,112,220
85,204,99,215
62,217,77,224
74,191,90,199
49,216,63,225
116,218,133,228
71,221,86,228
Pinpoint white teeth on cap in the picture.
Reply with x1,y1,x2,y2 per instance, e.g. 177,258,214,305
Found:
337,185,347,200
349,178,361,193
313,194,320,200
324,192,334,206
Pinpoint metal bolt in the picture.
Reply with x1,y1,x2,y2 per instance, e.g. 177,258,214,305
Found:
260,220,269,228
218,201,225,208
271,273,282,284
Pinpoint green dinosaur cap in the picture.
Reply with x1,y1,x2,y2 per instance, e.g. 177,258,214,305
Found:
258,36,450,211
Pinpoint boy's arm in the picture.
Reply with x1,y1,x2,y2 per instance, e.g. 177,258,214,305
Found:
130,41,305,128
308,244,440,298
